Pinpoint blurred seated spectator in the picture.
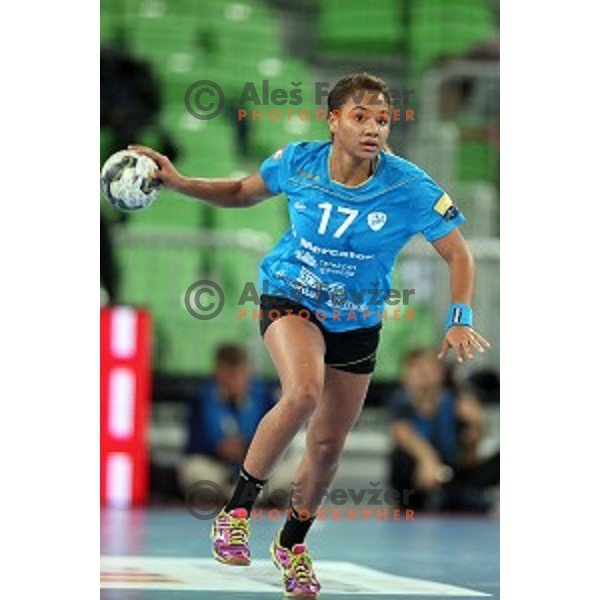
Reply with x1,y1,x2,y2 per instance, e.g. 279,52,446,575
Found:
178,343,294,505
388,348,499,512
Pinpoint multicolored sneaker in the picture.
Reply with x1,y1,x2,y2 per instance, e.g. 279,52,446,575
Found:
270,531,321,598
210,508,251,566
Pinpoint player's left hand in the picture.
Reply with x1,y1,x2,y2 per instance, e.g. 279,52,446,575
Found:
437,327,490,363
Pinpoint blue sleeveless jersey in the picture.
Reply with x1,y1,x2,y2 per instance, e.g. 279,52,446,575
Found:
258,141,465,332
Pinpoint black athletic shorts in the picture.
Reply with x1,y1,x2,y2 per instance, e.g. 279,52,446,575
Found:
259,294,382,374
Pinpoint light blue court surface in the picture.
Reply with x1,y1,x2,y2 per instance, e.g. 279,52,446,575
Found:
101,508,499,599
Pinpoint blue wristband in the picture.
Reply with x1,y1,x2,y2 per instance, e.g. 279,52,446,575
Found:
446,303,473,329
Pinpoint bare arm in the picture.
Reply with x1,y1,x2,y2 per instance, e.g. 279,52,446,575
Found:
432,229,490,362
173,171,273,208
129,144,274,208
432,228,475,306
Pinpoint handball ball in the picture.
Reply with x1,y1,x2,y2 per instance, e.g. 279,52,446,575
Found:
100,150,161,212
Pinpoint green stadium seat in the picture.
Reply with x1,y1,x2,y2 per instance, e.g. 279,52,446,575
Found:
409,0,496,77
212,188,289,318
453,111,499,186
246,58,329,160
115,238,207,373
214,2,282,102
376,258,440,380
318,0,405,56
457,139,499,185
100,11,119,44
129,15,201,69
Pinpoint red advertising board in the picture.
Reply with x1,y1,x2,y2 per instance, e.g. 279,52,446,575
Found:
100,307,151,506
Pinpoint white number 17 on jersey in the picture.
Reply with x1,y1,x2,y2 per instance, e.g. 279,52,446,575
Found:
317,203,359,238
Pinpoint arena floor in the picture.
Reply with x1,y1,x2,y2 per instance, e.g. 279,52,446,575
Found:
101,506,499,599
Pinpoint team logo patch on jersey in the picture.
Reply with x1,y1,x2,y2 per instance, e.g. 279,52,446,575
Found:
367,212,387,232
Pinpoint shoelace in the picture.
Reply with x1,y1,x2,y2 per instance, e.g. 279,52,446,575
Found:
224,517,248,546
290,552,314,584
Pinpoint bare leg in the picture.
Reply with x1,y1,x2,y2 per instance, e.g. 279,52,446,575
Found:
292,366,372,514
242,316,326,479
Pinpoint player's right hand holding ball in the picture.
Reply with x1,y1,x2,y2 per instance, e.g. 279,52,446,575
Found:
128,144,182,189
